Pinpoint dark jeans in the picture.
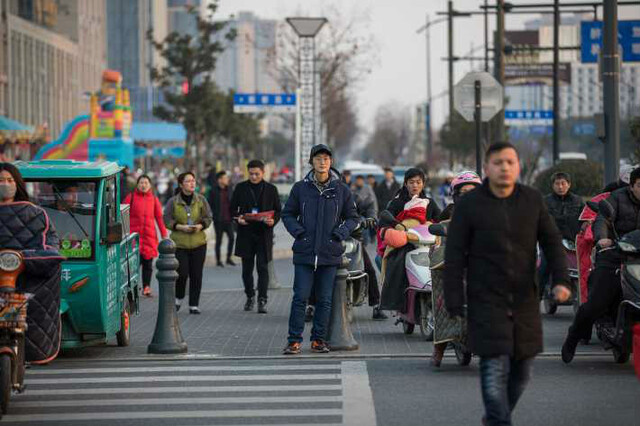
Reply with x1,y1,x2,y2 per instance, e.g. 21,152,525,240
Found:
363,248,380,306
215,221,235,263
141,257,153,288
480,356,534,426
175,245,207,307
241,243,269,300
288,264,337,343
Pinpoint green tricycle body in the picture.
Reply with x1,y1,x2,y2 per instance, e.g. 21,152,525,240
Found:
14,160,140,349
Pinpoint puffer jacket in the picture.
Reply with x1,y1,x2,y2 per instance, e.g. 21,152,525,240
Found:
282,169,359,267
352,184,378,219
593,186,640,242
123,190,168,259
544,192,584,241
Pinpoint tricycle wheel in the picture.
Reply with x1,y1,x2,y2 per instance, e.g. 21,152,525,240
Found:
15,335,25,390
419,296,434,341
0,354,12,414
612,346,630,364
402,321,415,335
543,297,557,315
116,300,131,347
454,344,472,366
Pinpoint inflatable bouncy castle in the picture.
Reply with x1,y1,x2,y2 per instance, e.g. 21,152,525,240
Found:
34,70,134,167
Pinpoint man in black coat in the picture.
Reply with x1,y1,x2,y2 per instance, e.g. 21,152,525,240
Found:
444,142,571,426
375,167,401,211
231,160,281,314
562,167,640,363
208,171,235,267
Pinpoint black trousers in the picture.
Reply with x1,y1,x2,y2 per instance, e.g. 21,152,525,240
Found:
141,257,153,288
241,243,269,300
569,250,622,340
215,221,235,263
364,248,380,306
175,245,207,307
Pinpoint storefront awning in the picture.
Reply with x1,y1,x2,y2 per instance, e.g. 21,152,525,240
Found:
0,116,35,142
130,122,186,142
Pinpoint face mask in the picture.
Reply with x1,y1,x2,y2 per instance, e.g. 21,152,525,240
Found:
0,184,17,200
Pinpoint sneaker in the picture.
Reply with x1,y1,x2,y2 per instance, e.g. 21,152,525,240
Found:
304,305,314,323
311,340,330,354
226,258,236,266
283,342,302,355
142,286,152,297
175,298,183,312
372,306,388,320
189,306,201,315
216,261,224,268
561,333,579,364
258,298,268,314
244,297,255,312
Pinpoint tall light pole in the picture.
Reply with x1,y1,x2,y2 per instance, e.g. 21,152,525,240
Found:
602,0,620,185
552,0,560,164
286,17,327,177
494,0,506,141
417,15,447,165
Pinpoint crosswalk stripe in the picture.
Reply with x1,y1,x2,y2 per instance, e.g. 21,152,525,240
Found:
27,373,340,385
12,395,343,408
29,364,341,375
23,384,343,396
2,408,344,423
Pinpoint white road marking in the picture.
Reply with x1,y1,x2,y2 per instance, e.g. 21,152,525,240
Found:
29,363,341,375
342,361,377,426
27,373,340,385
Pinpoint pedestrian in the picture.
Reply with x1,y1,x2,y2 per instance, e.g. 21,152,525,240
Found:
352,174,378,246
342,169,352,187
231,160,281,314
375,167,401,211
443,142,571,426
209,170,236,267
281,144,359,355
123,174,169,297
366,174,378,192
163,171,213,314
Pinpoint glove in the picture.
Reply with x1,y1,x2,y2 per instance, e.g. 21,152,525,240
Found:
364,217,377,229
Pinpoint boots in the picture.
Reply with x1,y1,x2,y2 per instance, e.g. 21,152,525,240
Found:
244,296,255,312
258,298,268,314
431,342,446,368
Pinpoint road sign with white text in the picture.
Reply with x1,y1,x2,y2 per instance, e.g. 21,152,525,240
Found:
504,110,553,126
580,20,640,63
233,93,297,113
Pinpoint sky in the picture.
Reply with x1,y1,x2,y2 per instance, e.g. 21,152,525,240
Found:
216,0,640,135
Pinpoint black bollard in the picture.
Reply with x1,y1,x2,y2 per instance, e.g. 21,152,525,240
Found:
327,255,359,351
148,239,188,354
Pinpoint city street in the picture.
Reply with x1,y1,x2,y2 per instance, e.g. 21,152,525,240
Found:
7,260,639,426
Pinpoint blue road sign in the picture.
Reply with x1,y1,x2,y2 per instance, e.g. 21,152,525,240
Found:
233,93,297,113
581,20,640,63
505,110,553,126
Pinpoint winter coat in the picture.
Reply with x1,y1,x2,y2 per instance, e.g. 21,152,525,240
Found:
230,180,281,261
209,183,233,224
544,192,584,241
163,192,213,249
386,187,442,222
352,184,378,219
375,179,402,211
282,170,360,267
443,180,569,360
593,186,640,242
123,190,168,260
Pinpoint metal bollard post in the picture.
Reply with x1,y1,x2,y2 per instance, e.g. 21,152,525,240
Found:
327,255,359,351
148,239,188,354
267,259,281,289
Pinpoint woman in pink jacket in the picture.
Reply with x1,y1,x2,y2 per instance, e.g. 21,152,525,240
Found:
123,174,169,297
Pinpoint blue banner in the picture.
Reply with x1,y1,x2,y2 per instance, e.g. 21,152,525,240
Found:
581,20,640,63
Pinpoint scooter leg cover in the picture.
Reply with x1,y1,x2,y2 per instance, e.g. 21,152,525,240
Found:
633,324,640,381
576,228,594,305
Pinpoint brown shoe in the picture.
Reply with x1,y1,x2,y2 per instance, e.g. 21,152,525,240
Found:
431,342,446,367
283,342,302,355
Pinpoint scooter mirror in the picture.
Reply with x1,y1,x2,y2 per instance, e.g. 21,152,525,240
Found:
586,200,599,213
598,199,615,220
428,223,447,237
379,210,398,227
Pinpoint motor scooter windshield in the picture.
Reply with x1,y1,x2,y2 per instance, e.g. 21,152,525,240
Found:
618,230,640,254
407,225,436,245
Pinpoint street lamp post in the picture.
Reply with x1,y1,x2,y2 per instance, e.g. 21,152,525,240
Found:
602,0,620,185
286,17,327,177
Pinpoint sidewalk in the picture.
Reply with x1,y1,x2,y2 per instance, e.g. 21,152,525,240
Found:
204,222,293,266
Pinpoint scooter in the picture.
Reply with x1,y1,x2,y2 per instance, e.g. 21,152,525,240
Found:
0,249,29,417
343,224,369,323
542,238,581,315
379,211,437,340
595,199,640,367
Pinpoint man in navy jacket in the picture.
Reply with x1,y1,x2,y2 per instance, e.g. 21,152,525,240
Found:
281,144,359,354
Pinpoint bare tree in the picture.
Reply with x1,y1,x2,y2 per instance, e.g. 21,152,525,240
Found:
363,102,412,165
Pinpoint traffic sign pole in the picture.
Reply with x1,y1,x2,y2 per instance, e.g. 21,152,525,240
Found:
295,88,302,182
475,80,482,175
603,0,620,186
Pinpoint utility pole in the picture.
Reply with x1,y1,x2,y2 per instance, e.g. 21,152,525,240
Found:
494,0,506,141
552,0,560,164
426,13,433,164
602,0,620,185
484,0,489,72
448,1,454,124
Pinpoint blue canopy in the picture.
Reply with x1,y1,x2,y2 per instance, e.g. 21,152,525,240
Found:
130,122,186,142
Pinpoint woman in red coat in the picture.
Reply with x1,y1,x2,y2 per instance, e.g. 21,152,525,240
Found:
123,174,169,297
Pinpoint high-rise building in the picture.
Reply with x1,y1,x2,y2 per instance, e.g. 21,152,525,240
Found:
0,0,107,137
106,0,168,122
167,0,204,38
